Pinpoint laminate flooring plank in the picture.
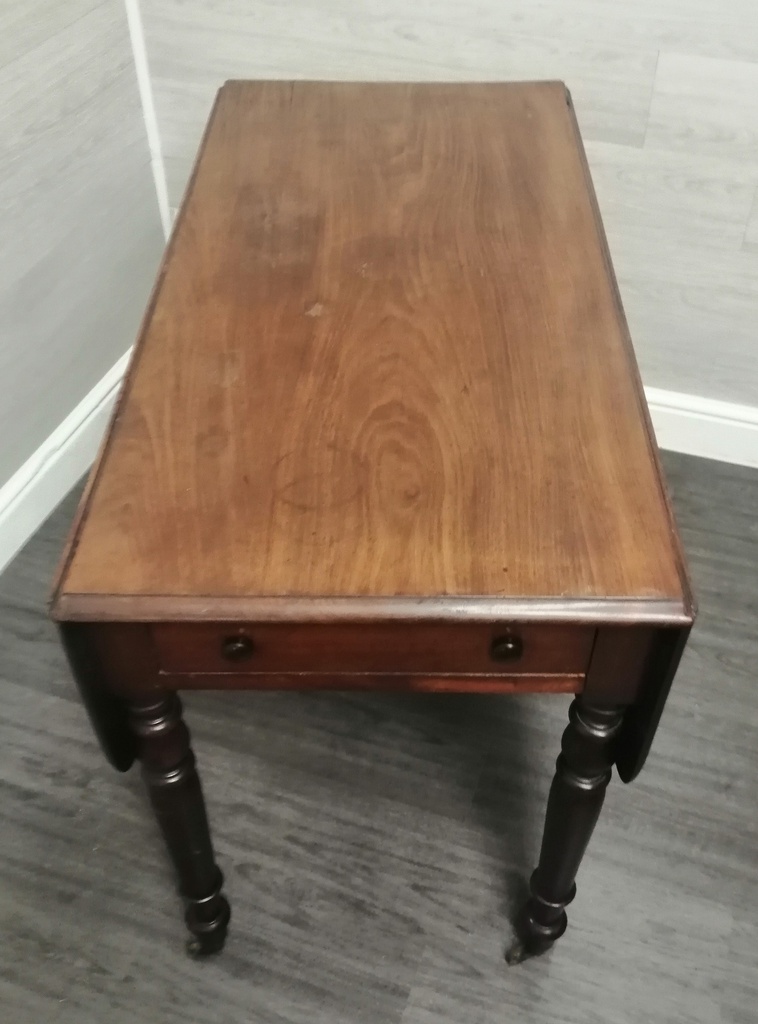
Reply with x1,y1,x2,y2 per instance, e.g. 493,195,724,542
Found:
1,452,757,1022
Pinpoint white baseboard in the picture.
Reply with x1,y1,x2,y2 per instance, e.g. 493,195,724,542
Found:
645,387,758,470
0,362,756,576
0,350,132,576
124,0,171,240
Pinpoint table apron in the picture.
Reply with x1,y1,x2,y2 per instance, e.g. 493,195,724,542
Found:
155,671,584,694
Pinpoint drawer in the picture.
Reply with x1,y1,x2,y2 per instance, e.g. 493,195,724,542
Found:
151,622,595,677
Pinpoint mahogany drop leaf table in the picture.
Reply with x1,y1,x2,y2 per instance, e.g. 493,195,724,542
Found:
51,81,695,962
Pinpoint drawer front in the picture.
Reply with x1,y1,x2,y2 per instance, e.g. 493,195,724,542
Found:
151,622,595,677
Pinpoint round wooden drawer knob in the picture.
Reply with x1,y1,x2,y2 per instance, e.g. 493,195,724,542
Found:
490,634,523,662
221,635,254,661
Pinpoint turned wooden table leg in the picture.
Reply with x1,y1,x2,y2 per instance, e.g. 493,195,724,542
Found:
129,694,230,955
506,696,624,964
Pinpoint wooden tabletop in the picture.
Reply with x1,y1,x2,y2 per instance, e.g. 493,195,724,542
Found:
52,81,692,625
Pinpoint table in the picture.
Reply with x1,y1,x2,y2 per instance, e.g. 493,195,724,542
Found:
50,81,695,963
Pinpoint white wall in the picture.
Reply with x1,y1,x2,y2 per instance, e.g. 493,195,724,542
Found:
139,0,758,413
0,0,165,569
2,0,757,571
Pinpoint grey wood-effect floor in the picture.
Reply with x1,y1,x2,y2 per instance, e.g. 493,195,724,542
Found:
0,451,756,1023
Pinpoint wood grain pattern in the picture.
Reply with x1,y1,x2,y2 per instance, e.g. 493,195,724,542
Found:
158,673,583,695
151,622,594,676
138,1,758,410
48,86,694,959
0,0,165,488
52,81,690,621
50,594,694,625
2,452,756,1023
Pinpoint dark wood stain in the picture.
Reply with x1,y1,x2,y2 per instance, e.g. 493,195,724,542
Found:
151,622,595,676
0,453,753,1020
51,81,691,621
156,673,583,695
43,82,697,967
